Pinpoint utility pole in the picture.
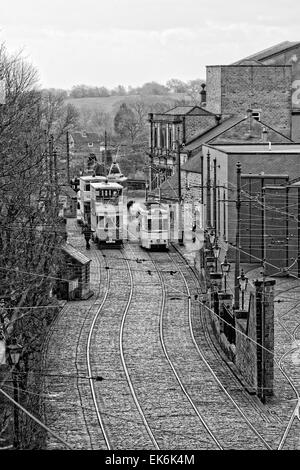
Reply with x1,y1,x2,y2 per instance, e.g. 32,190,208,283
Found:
217,186,221,237
104,130,108,175
148,113,154,192
66,130,70,184
177,138,183,243
200,154,204,205
213,157,217,233
234,161,241,310
261,259,266,403
53,148,59,207
206,150,211,228
48,134,54,187
12,366,20,449
177,139,181,201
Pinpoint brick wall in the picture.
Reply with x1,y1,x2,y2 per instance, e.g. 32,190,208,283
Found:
254,280,275,399
292,113,300,142
264,185,299,277
226,151,300,251
206,66,222,114
206,65,292,137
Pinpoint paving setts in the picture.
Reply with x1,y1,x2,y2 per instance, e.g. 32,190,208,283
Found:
41,222,300,449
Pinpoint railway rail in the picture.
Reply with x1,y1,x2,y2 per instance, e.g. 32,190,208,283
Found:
148,246,272,450
171,248,300,450
42,223,299,450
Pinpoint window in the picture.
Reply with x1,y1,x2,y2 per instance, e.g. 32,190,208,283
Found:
252,111,261,122
85,184,90,191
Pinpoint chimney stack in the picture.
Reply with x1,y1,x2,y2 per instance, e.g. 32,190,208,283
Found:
262,127,268,142
200,83,206,106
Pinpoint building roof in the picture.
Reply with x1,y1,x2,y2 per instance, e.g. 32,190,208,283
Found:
91,181,123,189
184,115,245,152
60,185,77,199
232,41,300,64
80,175,106,182
62,244,91,265
152,174,179,200
70,131,101,145
163,105,214,116
205,143,300,154
181,153,202,173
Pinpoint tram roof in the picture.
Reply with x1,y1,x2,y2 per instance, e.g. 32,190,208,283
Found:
90,181,123,189
80,175,106,181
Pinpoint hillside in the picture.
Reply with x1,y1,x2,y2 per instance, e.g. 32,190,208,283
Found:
65,93,192,114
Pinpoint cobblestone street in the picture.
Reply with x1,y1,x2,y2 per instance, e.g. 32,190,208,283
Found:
40,220,300,450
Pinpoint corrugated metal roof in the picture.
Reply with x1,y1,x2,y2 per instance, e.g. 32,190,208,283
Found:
184,115,245,151
232,41,300,64
62,244,91,265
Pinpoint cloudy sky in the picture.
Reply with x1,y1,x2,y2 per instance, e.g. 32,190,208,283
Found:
0,0,299,90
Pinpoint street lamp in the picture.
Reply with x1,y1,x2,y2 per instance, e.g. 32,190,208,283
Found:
213,242,220,272
237,269,248,310
7,338,23,450
206,256,215,273
209,228,215,247
221,256,231,293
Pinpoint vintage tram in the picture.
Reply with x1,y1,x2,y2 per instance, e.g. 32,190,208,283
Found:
139,201,170,249
90,180,124,246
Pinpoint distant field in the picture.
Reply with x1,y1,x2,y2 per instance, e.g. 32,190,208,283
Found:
65,93,191,114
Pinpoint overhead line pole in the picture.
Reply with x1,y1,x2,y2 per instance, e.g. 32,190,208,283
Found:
234,161,241,310
66,130,70,184
213,157,217,233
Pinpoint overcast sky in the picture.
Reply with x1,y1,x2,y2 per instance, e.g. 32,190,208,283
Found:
0,0,299,90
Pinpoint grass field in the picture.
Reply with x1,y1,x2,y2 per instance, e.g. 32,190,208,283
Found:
65,93,191,114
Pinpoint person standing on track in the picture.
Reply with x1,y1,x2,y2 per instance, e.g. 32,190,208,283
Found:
82,223,92,250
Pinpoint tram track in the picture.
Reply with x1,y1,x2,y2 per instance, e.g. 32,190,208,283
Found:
273,280,300,450
42,245,106,449
42,225,299,450
124,243,221,449
86,247,159,450
147,245,272,450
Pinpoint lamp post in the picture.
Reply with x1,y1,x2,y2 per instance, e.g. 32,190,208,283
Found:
238,269,248,310
206,256,215,273
7,339,23,450
209,228,215,247
213,242,220,272
221,256,231,293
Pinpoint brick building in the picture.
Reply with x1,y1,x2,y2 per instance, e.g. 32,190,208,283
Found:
201,143,300,262
69,131,102,174
263,180,300,277
206,64,292,138
56,244,93,300
232,41,300,141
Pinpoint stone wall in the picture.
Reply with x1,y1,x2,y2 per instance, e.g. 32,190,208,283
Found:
185,115,216,141
235,292,258,390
